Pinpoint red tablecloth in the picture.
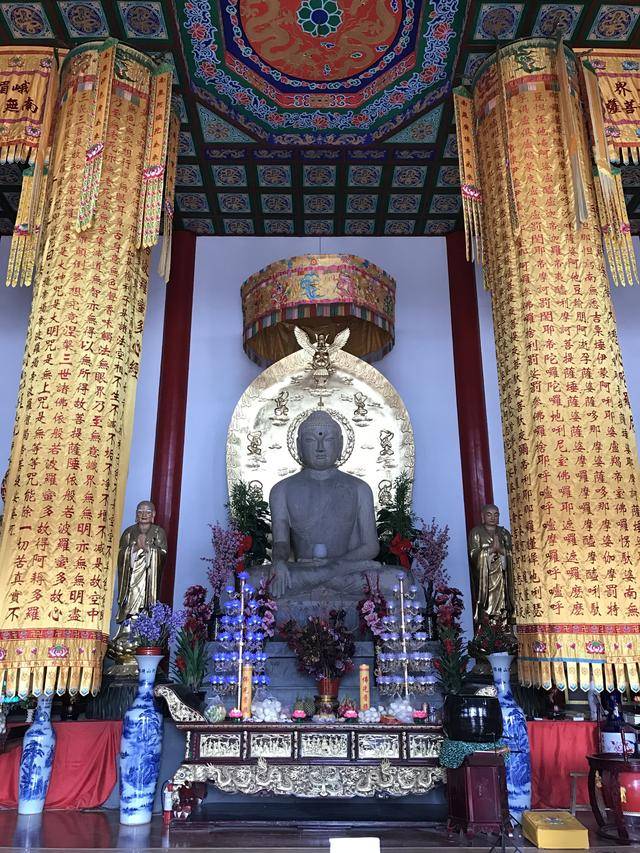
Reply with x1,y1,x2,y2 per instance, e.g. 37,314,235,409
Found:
528,720,598,809
0,721,121,810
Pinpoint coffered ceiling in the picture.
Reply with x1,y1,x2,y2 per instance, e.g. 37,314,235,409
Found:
0,1,638,236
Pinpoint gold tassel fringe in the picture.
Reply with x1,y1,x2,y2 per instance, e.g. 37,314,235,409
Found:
453,87,484,265
76,40,116,232
6,164,49,287
555,40,588,227
137,65,173,249
158,111,179,282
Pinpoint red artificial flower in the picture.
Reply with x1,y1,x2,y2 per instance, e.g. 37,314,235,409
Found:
238,535,253,556
389,533,412,568
175,655,186,672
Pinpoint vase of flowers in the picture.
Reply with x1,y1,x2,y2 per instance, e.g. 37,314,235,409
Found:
120,604,184,825
172,586,212,710
281,609,355,715
17,695,55,815
435,587,502,743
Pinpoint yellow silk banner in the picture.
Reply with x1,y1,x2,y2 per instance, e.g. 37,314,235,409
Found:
0,41,174,698
471,40,640,692
577,49,640,165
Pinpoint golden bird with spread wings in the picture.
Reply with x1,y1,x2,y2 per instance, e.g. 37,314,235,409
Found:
293,326,350,386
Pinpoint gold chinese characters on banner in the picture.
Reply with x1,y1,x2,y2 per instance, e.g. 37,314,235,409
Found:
456,39,640,692
0,40,177,698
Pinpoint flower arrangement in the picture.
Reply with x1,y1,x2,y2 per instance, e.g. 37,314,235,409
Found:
252,573,278,639
226,480,271,569
412,518,450,622
172,586,212,692
129,602,185,651
376,473,418,568
202,523,246,599
433,587,469,695
357,574,388,638
280,609,355,681
468,614,517,658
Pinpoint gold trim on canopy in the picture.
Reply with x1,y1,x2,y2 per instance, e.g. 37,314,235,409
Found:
240,254,396,367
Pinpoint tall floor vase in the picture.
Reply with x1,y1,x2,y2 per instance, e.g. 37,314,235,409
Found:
488,652,531,822
119,654,163,825
18,695,56,814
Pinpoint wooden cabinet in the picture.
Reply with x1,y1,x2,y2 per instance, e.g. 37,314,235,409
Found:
447,752,511,837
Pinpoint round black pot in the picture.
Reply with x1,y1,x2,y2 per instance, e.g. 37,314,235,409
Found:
442,693,503,743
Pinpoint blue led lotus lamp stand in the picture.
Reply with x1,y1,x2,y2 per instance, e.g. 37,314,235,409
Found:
210,572,269,707
376,573,436,700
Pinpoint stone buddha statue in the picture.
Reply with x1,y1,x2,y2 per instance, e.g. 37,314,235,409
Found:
265,410,386,612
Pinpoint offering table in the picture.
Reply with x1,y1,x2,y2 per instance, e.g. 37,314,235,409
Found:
156,686,444,808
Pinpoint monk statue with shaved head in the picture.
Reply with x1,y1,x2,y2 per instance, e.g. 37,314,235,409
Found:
111,500,167,657
468,503,516,628
266,410,382,611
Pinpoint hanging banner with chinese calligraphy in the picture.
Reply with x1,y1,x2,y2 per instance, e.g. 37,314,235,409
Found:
0,40,175,698
470,39,640,692
576,50,640,165
0,46,63,287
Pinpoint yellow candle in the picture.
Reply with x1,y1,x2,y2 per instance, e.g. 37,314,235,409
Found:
359,664,370,711
241,664,253,719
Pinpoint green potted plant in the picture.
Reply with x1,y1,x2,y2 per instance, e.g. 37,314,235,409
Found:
375,472,418,568
171,585,212,710
227,479,271,569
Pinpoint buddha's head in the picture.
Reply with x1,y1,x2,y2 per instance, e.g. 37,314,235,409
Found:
297,411,343,471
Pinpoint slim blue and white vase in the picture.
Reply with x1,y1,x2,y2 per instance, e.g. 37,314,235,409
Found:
488,652,531,823
119,654,164,825
18,695,56,815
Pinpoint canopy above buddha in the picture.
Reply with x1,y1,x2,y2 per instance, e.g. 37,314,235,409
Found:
241,254,396,367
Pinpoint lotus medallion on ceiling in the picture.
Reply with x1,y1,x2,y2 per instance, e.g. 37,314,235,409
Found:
178,0,465,143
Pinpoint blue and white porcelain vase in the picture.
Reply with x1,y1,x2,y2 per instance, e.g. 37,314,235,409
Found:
18,695,56,815
488,652,531,822
119,653,163,825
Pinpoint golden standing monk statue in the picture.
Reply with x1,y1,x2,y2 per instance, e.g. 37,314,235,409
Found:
468,504,516,627
111,500,167,660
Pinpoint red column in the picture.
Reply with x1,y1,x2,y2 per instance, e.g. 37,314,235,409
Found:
151,230,197,605
446,230,493,534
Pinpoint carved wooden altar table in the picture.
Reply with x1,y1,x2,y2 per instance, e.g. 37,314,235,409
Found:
156,686,444,809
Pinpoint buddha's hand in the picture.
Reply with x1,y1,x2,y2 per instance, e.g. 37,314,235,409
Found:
272,561,292,598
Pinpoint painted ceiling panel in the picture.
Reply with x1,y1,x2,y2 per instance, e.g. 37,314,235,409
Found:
0,1,636,235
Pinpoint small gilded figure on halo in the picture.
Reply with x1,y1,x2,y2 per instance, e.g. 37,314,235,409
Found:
468,503,516,629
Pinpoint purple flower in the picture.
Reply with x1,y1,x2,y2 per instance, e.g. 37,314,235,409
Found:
129,602,186,649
